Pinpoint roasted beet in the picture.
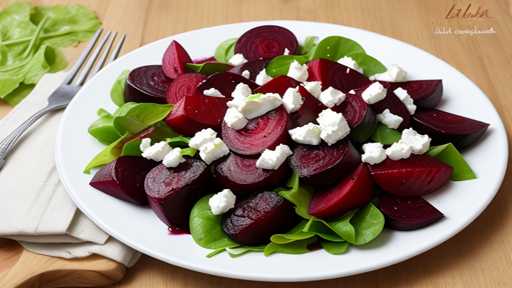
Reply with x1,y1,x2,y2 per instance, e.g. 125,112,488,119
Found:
309,164,374,219
165,97,207,136
90,156,157,206
228,59,268,81
234,25,298,61
165,73,206,104
162,40,192,79
222,107,289,156
197,72,258,98
214,153,290,195
124,65,171,104
369,155,453,197
370,88,411,130
334,93,376,142
222,191,298,245
290,141,360,187
378,194,444,230
412,109,489,149
145,159,210,230
254,75,299,95
307,59,371,93
383,80,443,108
184,90,228,128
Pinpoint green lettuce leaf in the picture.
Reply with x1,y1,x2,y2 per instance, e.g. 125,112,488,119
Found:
214,38,237,63
428,143,476,181
112,102,172,134
264,237,316,256
110,70,129,106
226,246,265,258
275,172,313,219
320,241,349,255
88,108,122,145
371,123,401,145
83,134,130,174
350,203,385,245
298,36,318,56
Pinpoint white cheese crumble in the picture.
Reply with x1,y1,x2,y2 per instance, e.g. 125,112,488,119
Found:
399,128,431,154
288,123,322,145
284,48,290,55
301,81,322,98
385,142,412,160
162,147,185,168
370,64,407,82
238,93,282,119
338,56,363,74
224,107,248,130
376,109,403,129
203,88,224,97
199,138,230,164
241,70,251,79
141,141,172,162
348,89,356,95
139,138,151,152
255,69,273,85
361,142,387,165
230,82,252,100
287,60,309,82
189,128,217,150
393,87,417,115
318,86,346,108
361,82,387,104
228,53,248,66
208,189,236,215
316,109,351,145
282,87,304,113
256,144,293,170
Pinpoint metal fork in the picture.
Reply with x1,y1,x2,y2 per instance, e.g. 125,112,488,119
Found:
0,29,126,169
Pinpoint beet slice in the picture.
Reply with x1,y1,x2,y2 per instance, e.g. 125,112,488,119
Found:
197,72,258,98
334,93,376,142
162,40,192,79
214,153,291,195
145,159,210,230
184,90,228,128
90,156,157,206
412,109,489,149
382,80,443,108
165,73,206,104
192,56,216,64
254,75,299,95
368,155,453,197
222,107,289,156
307,59,371,93
228,59,268,81
290,141,360,187
165,97,207,136
309,164,374,219
222,191,298,245
234,25,298,61
124,65,172,104
369,88,411,130
378,194,444,230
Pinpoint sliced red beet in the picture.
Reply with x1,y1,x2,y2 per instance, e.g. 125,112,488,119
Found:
124,65,172,104
192,56,216,64
222,107,289,156
90,156,158,206
165,97,207,136
162,40,192,79
368,87,411,130
378,194,444,230
165,73,206,104
184,90,228,128
412,109,489,149
254,75,300,95
368,155,453,197
334,93,376,142
309,164,374,219
197,72,258,98
235,25,298,61
145,159,210,230
214,153,290,195
222,191,299,245
290,141,360,187
307,59,371,93
228,59,268,82
382,80,443,108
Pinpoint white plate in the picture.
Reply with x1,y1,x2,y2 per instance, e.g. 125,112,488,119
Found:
55,20,508,282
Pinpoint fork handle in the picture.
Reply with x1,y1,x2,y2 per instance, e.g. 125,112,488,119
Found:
0,104,62,169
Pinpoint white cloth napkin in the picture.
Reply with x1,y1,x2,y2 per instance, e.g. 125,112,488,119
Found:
0,72,140,267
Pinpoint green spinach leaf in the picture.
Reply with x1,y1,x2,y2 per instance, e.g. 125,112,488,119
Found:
276,172,313,219
265,55,308,77
88,108,122,144
112,102,172,134
320,241,349,255
311,36,365,61
264,237,316,256
226,246,265,257
347,52,387,76
214,38,237,63
83,134,130,174
371,123,401,145
270,220,314,244
350,203,385,245
428,143,476,180
110,70,129,106
298,36,318,56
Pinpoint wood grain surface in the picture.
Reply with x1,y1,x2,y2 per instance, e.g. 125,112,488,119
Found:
1,0,512,287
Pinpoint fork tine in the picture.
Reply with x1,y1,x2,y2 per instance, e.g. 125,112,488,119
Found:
89,32,117,77
62,28,103,85
74,31,113,86
108,33,126,63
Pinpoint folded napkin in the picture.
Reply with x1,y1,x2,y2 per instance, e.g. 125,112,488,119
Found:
0,72,140,267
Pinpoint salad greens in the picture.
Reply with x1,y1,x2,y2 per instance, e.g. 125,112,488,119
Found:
0,3,101,105
214,38,237,63
428,143,476,181
112,102,172,134
311,36,365,61
88,108,122,145
111,70,130,106
84,134,130,173
265,55,308,77
346,52,387,76
297,36,318,56
186,62,232,75
371,124,402,145
320,241,349,255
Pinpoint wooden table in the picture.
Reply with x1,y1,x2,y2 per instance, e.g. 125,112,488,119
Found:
1,0,512,287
